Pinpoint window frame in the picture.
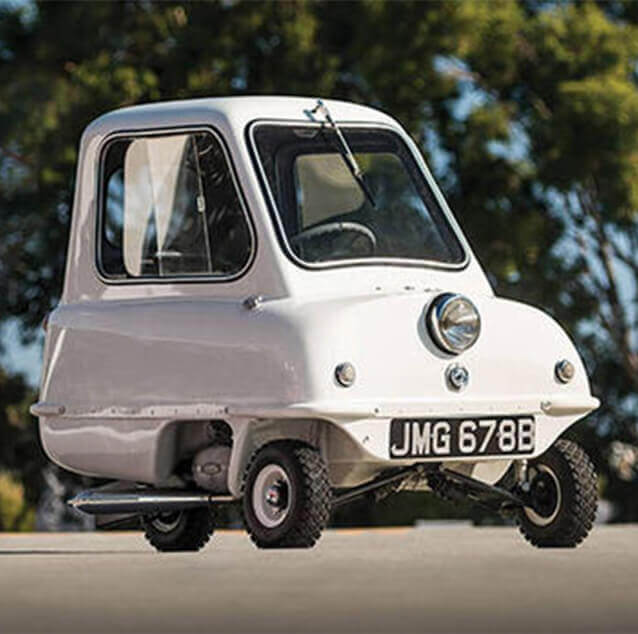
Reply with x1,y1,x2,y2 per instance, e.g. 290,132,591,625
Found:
247,119,470,272
95,125,256,285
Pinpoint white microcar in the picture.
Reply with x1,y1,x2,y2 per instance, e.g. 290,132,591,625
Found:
31,97,599,551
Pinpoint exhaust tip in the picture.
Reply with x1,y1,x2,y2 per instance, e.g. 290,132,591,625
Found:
67,488,234,515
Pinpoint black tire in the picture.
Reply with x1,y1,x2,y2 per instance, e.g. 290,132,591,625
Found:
242,442,332,549
517,439,597,548
142,507,214,552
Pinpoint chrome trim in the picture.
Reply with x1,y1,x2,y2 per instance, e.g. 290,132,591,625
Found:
68,489,234,515
445,363,469,391
247,119,471,272
555,359,575,384
243,294,264,311
335,362,356,387
426,293,481,355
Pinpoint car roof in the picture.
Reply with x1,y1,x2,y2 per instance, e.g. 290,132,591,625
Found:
82,96,400,142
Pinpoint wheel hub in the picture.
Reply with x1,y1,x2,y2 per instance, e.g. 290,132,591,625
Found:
252,464,292,528
530,472,558,517
151,511,182,533
265,482,288,508
523,464,562,527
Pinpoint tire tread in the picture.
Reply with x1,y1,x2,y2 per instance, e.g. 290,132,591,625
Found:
142,508,215,552
242,442,332,549
517,439,597,548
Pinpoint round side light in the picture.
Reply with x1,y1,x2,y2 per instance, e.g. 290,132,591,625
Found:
335,362,356,387
555,359,575,384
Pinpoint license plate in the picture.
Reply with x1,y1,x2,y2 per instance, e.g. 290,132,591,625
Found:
389,416,535,459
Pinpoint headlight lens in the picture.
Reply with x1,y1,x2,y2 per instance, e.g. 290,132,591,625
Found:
427,293,481,354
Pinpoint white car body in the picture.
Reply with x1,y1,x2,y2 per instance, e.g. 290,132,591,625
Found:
32,96,599,498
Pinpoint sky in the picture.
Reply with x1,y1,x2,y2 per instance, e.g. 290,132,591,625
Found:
1,320,42,386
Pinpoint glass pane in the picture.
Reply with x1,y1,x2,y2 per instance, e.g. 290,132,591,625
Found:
101,132,251,279
254,125,464,265
295,153,365,227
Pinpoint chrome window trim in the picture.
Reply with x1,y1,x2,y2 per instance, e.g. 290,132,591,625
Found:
94,125,257,285
247,119,471,272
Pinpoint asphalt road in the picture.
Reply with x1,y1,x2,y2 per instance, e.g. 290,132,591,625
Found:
0,525,636,633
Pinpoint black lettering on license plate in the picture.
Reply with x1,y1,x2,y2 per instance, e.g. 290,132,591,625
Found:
389,416,535,458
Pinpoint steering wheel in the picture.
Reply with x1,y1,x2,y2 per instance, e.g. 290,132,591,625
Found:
290,221,377,257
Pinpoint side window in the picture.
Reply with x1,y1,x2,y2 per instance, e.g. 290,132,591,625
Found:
100,131,252,279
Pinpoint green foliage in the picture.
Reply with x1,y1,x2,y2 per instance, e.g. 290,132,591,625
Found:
0,471,35,531
0,368,45,528
0,0,637,525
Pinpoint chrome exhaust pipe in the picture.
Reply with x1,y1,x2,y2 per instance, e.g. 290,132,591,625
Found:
68,489,235,515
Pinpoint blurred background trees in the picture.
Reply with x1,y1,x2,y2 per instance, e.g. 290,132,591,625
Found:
0,0,637,527
0,368,40,529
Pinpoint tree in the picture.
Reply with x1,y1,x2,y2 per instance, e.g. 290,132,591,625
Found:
449,2,638,518
0,367,43,529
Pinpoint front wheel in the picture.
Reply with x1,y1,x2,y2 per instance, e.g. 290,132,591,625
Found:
517,439,597,548
141,507,215,552
242,442,332,548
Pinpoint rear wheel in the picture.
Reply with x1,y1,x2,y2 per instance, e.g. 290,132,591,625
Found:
517,439,597,548
142,507,214,552
242,442,332,549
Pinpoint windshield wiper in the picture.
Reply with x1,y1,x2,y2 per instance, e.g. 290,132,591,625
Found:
310,99,377,208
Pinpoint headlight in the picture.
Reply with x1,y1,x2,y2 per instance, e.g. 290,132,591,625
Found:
427,293,481,355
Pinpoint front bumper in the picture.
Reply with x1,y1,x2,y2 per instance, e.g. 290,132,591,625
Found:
324,395,600,464
224,394,600,422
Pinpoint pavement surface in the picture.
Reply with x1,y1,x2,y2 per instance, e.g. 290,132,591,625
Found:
0,525,636,633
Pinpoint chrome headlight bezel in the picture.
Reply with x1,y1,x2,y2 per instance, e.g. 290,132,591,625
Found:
427,293,481,355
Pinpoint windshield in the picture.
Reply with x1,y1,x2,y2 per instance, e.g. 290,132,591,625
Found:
252,125,465,266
